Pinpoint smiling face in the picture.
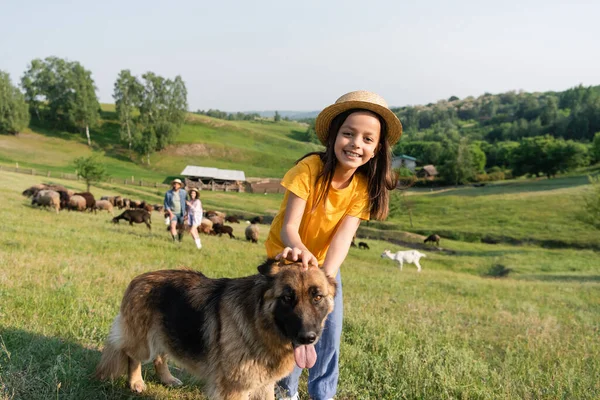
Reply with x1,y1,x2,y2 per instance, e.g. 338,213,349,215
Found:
333,111,381,174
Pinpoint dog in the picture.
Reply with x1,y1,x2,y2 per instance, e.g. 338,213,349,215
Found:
358,241,370,250
95,260,337,399
381,249,426,272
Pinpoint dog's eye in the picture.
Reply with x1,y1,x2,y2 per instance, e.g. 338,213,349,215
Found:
282,295,292,304
313,295,322,303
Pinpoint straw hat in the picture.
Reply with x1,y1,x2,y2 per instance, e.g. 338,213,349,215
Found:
171,178,183,185
314,90,402,146
188,187,200,195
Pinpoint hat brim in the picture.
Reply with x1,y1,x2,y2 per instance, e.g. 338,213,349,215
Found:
315,101,402,147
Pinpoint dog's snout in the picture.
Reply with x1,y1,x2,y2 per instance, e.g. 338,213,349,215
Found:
298,332,317,345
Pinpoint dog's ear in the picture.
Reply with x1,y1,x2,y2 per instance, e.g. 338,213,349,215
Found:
326,274,337,297
257,259,283,277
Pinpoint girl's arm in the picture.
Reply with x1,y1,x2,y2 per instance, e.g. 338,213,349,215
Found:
321,215,361,278
277,192,318,269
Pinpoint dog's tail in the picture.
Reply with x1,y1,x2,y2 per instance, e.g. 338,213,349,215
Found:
95,314,128,380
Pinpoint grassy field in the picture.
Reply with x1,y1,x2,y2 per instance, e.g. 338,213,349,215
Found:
0,106,319,181
1,170,599,399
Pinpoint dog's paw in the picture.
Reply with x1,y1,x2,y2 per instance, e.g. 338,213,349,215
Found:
163,376,183,387
130,379,147,393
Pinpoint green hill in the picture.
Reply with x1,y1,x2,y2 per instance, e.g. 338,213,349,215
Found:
0,105,321,181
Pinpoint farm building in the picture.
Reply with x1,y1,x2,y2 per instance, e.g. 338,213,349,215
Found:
181,166,246,191
417,164,439,180
392,154,417,172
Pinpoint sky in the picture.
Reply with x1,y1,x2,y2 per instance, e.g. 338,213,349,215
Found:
1,0,599,112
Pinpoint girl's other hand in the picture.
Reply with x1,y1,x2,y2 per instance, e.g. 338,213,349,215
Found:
276,247,318,270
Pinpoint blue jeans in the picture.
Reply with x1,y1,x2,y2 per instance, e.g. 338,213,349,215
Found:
277,270,343,400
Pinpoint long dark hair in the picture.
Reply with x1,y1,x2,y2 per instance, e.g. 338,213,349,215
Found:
297,109,397,220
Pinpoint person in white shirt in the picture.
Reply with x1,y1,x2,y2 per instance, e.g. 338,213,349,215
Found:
186,187,203,249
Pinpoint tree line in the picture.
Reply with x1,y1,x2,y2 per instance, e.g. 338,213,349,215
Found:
194,109,261,121
391,86,600,183
0,56,188,164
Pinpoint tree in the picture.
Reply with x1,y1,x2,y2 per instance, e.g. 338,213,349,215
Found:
125,71,188,164
274,111,281,122
114,70,142,150
469,143,487,173
511,135,588,178
74,155,108,191
438,138,476,184
592,132,600,164
68,63,100,146
0,71,29,134
20,57,100,143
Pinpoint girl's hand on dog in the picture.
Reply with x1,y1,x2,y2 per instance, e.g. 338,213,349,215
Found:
276,247,318,271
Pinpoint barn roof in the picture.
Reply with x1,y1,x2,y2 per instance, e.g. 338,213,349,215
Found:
393,154,417,161
421,165,438,176
180,166,246,181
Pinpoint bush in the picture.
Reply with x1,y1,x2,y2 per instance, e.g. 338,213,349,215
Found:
475,173,489,182
488,171,506,181
482,264,512,278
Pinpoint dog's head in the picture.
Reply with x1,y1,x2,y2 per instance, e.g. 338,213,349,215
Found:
258,259,337,368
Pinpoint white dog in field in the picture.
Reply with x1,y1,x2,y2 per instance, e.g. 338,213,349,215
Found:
381,249,426,272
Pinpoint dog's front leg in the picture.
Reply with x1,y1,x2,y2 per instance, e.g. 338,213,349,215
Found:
128,357,146,393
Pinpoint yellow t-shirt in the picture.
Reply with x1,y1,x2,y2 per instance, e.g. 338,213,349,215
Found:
265,154,370,265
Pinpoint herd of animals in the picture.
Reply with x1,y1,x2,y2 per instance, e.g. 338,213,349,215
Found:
23,182,443,270
22,183,265,243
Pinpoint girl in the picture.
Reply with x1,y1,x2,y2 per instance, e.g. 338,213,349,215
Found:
266,90,402,400
186,187,203,249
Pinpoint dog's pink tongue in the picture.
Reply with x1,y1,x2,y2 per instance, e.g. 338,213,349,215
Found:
294,345,317,369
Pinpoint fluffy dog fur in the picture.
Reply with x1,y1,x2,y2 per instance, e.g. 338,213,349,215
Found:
96,260,337,399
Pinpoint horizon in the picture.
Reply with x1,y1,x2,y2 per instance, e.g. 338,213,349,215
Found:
2,0,599,112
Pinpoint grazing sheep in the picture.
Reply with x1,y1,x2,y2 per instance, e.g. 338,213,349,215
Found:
424,234,441,247
68,195,87,211
208,214,224,226
31,190,60,213
225,215,241,223
245,222,259,243
205,210,225,219
212,223,235,239
114,196,124,209
112,209,152,230
358,242,370,250
56,190,71,210
250,215,263,225
153,204,164,213
143,203,153,213
73,192,96,212
129,200,142,209
100,196,116,205
381,249,426,272
22,183,68,198
95,200,114,215
22,184,47,198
